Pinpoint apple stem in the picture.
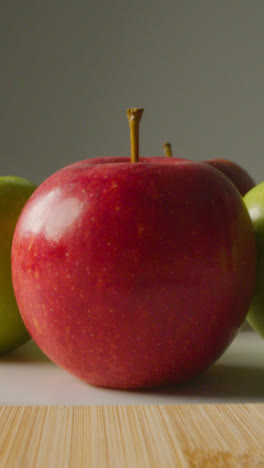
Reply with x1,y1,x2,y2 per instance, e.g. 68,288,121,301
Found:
163,142,173,157
127,108,144,163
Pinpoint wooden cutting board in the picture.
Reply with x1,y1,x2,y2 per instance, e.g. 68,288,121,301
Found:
0,404,264,467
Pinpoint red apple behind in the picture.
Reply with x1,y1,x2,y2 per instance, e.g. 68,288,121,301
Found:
162,144,255,196
202,158,255,196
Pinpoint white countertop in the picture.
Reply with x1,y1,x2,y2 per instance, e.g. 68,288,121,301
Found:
1,331,264,406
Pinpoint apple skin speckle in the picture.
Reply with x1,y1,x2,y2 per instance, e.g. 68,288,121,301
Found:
11,158,256,389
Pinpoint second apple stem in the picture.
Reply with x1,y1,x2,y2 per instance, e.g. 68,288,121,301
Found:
163,143,173,157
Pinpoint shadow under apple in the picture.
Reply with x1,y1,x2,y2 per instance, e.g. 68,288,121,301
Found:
0,339,50,363
132,363,264,401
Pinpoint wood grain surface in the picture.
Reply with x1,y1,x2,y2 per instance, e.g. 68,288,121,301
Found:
0,404,264,467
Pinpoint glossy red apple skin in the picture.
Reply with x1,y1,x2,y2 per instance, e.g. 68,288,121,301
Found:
11,157,256,389
203,159,255,196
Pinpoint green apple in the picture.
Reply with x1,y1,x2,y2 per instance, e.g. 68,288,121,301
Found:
244,181,264,337
0,176,37,354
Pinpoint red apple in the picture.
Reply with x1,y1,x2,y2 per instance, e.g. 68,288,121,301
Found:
11,109,256,389
162,144,255,196
202,159,255,196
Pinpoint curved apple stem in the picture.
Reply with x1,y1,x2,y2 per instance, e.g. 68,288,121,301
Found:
127,108,144,163
163,142,173,157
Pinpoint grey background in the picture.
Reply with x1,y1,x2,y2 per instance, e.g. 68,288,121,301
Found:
1,2,264,185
